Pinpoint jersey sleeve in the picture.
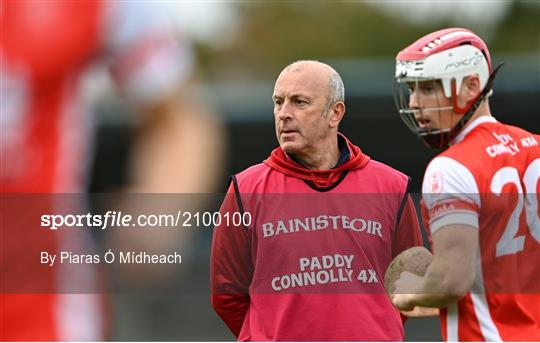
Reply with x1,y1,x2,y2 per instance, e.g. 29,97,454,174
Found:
422,156,481,234
210,182,253,338
392,194,424,259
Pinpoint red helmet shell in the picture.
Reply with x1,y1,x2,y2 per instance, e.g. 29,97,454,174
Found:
397,28,492,73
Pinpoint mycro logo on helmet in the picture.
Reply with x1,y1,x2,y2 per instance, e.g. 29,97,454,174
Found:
444,55,483,71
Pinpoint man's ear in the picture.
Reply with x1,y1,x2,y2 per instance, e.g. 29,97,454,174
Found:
329,102,345,128
462,75,482,101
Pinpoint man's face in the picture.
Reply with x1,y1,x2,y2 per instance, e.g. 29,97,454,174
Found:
272,68,332,156
407,80,459,132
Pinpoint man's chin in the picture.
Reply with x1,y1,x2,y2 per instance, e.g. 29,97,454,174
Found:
280,142,300,155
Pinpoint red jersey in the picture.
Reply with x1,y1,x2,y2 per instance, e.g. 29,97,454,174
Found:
421,116,540,341
1,2,190,340
211,135,423,341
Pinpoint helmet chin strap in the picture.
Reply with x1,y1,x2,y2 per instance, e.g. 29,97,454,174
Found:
421,64,503,149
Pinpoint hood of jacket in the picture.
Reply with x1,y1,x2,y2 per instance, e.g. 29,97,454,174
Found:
263,133,370,188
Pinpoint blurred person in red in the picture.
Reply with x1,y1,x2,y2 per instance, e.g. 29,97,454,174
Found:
211,60,423,340
1,1,223,340
391,28,540,341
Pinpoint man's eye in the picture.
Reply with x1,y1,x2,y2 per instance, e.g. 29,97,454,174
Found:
422,84,434,93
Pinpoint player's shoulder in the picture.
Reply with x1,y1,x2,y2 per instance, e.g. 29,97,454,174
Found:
501,123,540,155
438,119,503,166
423,155,478,194
452,119,539,163
499,121,538,138
465,119,537,148
424,155,471,181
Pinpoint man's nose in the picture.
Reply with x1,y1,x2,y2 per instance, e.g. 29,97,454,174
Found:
277,101,293,121
408,90,419,108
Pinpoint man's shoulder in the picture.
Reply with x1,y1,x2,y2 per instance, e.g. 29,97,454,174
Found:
346,158,411,194
362,159,409,182
236,163,270,178
234,163,272,185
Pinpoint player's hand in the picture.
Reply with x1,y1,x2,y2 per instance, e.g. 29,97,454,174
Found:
385,246,438,314
400,306,439,318
391,293,415,311
391,271,423,311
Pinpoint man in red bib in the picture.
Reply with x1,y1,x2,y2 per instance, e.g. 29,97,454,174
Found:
211,60,423,341
391,28,540,341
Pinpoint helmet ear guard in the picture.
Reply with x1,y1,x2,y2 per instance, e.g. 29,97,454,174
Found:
446,64,503,143
450,78,476,115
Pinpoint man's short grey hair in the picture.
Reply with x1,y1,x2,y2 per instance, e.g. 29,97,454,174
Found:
325,70,345,115
284,60,345,116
